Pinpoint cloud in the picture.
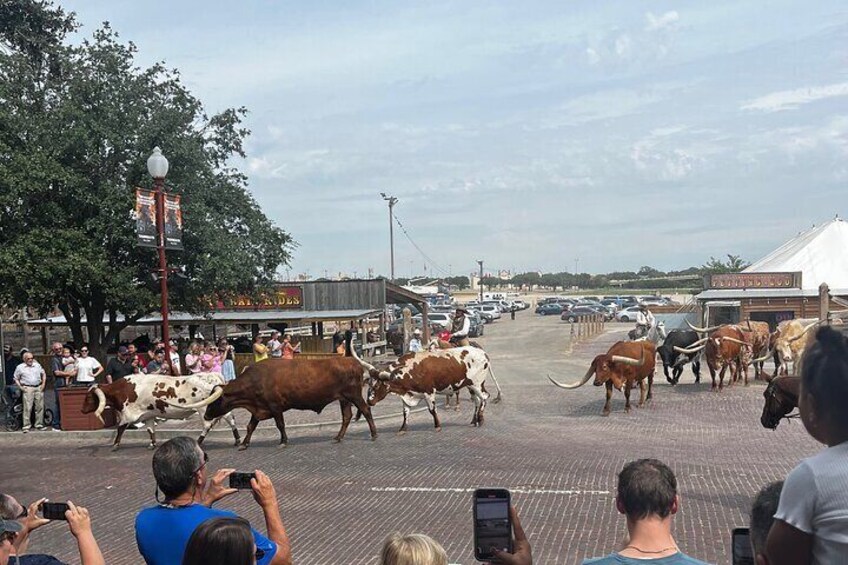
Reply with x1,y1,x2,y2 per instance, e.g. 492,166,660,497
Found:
741,82,848,112
645,11,680,32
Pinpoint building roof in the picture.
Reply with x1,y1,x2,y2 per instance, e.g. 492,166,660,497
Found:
744,218,848,290
26,309,382,327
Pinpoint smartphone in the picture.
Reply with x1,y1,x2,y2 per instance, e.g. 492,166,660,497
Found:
229,472,256,490
473,488,512,561
732,528,754,565
41,502,69,521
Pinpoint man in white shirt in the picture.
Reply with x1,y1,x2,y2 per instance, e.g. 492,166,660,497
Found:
168,340,181,375
74,346,103,385
13,352,46,432
634,305,656,339
267,331,283,359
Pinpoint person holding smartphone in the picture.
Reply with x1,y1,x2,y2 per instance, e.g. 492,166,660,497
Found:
0,494,104,565
134,436,291,565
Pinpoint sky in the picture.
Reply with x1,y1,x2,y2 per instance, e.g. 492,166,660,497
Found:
61,1,848,279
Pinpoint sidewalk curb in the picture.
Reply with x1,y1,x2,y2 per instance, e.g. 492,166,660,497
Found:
0,406,431,443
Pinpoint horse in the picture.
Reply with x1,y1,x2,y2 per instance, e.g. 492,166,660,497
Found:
760,375,800,430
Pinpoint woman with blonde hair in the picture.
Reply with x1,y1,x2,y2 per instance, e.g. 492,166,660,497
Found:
380,533,448,565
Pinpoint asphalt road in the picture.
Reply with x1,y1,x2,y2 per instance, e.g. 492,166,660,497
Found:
0,312,820,564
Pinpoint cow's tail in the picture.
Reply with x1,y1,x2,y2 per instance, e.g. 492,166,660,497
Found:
487,363,503,404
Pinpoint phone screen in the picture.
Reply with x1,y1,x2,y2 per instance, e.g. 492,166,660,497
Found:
473,489,512,561
229,472,256,490
732,528,754,565
41,502,69,521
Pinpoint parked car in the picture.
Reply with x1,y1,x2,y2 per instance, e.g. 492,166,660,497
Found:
639,297,668,306
413,312,452,329
536,303,565,316
616,306,643,322
512,300,528,310
468,312,485,337
477,304,502,320
599,299,621,313
561,305,608,322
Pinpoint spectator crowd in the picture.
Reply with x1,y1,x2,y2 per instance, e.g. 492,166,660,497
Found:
1,326,847,564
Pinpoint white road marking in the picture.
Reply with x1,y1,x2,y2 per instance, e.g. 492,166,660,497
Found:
370,486,609,495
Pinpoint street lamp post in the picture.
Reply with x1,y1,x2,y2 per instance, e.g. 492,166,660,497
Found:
147,147,172,371
477,260,484,303
380,193,398,281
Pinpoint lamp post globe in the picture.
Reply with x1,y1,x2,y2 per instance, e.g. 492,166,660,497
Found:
147,146,169,179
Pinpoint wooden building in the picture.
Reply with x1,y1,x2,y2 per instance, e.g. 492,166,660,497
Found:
23,279,429,355
696,218,848,329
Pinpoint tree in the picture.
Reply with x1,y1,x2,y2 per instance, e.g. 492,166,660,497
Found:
0,6,293,358
444,275,469,290
701,254,750,274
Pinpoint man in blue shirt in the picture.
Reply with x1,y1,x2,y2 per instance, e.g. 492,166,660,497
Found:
583,459,709,565
135,437,291,565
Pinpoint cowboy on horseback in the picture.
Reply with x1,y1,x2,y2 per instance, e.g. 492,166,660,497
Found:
450,306,472,347
633,304,656,340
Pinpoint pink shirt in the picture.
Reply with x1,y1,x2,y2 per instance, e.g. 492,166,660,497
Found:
201,353,222,373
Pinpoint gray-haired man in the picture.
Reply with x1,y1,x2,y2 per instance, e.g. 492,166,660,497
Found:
13,353,46,432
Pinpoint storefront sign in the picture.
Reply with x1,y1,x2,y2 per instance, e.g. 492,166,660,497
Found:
705,272,802,289
210,286,303,310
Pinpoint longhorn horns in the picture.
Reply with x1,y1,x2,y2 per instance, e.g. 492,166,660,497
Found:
686,320,722,333
788,320,822,343
610,347,646,367
673,338,709,355
548,364,595,390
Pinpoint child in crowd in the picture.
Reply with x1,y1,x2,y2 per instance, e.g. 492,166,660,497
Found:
767,326,848,564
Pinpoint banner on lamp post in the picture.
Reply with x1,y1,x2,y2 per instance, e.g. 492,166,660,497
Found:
135,188,157,248
163,193,184,251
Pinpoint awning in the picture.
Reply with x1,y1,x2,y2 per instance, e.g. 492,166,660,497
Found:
25,309,382,327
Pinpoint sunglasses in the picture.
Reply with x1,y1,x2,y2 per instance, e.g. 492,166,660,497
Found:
192,451,209,475
255,547,266,560
80,349,89,353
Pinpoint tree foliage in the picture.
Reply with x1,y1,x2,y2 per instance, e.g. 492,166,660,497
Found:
0,3,293,357
701,254,750,274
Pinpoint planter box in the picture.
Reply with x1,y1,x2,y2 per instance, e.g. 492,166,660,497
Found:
58,387,117,431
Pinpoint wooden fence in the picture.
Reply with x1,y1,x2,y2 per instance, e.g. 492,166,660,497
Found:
568,314,605,346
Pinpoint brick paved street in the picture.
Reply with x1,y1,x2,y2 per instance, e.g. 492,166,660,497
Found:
0,312,820,564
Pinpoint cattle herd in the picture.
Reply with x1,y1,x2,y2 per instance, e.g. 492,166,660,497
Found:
547,317,824,421
77,319,822,451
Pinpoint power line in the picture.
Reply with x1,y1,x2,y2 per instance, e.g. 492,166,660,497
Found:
391,211,451,277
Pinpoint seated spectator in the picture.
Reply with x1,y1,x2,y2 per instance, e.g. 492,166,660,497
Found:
135,436,291,565
766,327,848,565
751,481,783,565
0,494,104,565
583,459,708,564
183,517,256,565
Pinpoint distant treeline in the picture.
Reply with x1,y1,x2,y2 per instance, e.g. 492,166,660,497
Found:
394,255,749,293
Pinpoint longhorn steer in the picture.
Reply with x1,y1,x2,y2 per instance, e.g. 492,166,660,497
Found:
80,373,240,451
763,319,820,377
548,341,656,415
656,330,703,385
741,321,771,378
170,356,378,450
366,347,502,433
703,326,751,390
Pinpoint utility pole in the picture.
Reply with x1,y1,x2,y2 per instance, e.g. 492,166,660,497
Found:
477,260,484,303
380,193,398,281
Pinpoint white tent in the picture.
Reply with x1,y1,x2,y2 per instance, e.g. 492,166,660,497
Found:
744,218,848,290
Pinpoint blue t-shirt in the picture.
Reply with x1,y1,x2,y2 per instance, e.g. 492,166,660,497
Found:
584,553,711,565
135,504,276,565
